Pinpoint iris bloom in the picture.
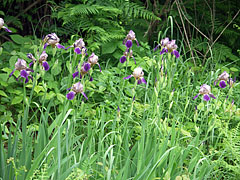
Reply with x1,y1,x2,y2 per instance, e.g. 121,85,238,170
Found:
9,59,33,83
43,33,65,49
193,84,216,101
88,53,101,72
214,71,235,88
0,18,12,32
72,62,91,79
154,37,180,58
123,30,139,48
120,49,136,64
124,67,147,85
27,51,49,71
66,38,87,55
66,82,88,100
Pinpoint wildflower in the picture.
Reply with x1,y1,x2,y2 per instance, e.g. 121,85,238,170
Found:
123,67,147,85
66,38,87,55
193,84,216,101
43,33,65,49
9,59,33,83
123,30,139,47
120,50,136,64
88,53,101,72
72,62,91,79
154,37,180,58
0,18,12,32
66,82,88,100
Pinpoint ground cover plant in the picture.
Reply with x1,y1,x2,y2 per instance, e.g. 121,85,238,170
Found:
0,1,240,180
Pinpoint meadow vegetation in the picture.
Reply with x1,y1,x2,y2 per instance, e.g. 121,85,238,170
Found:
0,0,240,179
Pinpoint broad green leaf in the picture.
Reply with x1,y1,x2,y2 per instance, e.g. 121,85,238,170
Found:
0,47,2,55
34,85,45,94
230,67,239,72
10,34,25,44
51,59,62,76
102,41,118,54
57,93,65,103
9,56,18,68
45,91,56,100
11,95,23,105
0,90,8,97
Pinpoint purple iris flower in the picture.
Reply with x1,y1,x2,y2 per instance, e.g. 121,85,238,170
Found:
88,53,101,72
214,71,235,88
27,51,49,71
9,59,34,83
66,38,87,55
123,30,139,47
43,33,65,49
0,18,12,32
120,50,136,64
123,67,147,85
66,82,88,100
193,84,216,101
154,37,180,58
72,62,91,79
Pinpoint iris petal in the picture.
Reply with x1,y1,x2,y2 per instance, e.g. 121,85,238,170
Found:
56,44,65,49
203,94,210,101
81,92,88,100
137,79,142,84
209,93,216,99
74,47,81,54
193,93,199,100
97,63,101,72
160,48,166,55
84,63,91,72
219,80,227,88
136,39,140,47
3,27,12,32
43,43,48,49
66,91,75,100
9,69,15,77
125,40,133,48
123,75,132,80
42,61,50,71
120,56,127,63
72,71,79,79
173,50,180,58
154,44,160,51
141,77,147,84
20,70,28,78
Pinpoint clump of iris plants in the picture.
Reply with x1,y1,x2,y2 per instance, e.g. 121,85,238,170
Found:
0,18,12,32
9,59,34,83
154,37,180,58
193,84,216,101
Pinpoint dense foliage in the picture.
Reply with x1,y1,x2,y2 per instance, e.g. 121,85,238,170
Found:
0,0,240,179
